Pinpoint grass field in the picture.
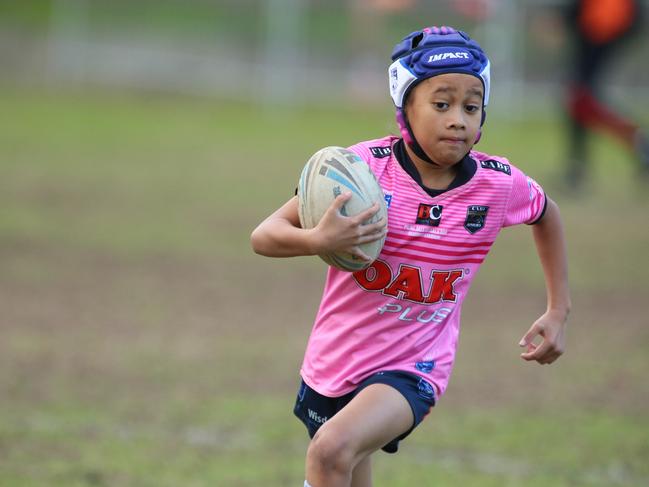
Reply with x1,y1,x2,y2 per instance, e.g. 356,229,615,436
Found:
0,87,648,486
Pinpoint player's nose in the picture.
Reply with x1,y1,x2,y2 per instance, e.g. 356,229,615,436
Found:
446,107,466,129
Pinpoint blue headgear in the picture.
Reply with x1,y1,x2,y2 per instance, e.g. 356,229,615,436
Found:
388,26,491,163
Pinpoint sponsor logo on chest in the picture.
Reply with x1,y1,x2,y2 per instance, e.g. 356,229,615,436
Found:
416,203,443,226
353,259,464,305
464,205,489,234
413,202,490,234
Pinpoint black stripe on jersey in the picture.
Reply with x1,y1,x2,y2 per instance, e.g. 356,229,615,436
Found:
528,194,548,225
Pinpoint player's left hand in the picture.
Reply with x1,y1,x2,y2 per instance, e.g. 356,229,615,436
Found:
518,311,567,364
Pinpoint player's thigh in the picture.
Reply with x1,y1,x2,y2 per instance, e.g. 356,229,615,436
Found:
317,383,413,460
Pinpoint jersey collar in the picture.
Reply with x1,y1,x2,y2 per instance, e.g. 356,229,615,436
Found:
393,138,477,197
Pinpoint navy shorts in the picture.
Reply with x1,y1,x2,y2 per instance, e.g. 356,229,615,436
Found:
293,370,435,454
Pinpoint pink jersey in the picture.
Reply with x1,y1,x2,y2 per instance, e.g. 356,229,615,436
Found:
300,135,546,400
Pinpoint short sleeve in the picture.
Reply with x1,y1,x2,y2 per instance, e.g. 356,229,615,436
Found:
503,165,547,227
347,142,373,170
346,136,396,178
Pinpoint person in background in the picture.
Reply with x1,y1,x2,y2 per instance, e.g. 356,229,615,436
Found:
563,0,649,188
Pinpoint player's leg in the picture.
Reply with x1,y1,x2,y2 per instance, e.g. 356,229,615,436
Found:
350,455,371,487
571,26,643,152
565,105,589,188
305,383,413,487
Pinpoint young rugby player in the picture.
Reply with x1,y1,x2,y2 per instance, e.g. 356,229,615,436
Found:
251,26,570,487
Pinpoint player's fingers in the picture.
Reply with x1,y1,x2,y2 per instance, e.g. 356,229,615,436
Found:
535,353,557,365
330,192,353,213
520,342,538,361
350,247,372,262
519,325,540,348
353,202,381,224
521,342,564,364
521,338,555,362
537,344,564,364
542,351,563,364
357,231,385,244
360,219,387,235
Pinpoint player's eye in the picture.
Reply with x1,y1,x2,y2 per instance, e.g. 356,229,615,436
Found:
465,104,480,113
433,102,449,110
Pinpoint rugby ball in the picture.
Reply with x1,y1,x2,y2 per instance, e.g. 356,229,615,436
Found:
297,146,387,272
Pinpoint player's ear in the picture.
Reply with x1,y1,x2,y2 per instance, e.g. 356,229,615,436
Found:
396,109,414,145
473,108,486,144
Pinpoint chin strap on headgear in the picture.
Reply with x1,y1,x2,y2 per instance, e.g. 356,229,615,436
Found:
388,26,491,163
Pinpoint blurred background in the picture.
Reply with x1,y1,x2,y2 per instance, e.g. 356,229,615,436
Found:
4,0,649,112
1,1,648,486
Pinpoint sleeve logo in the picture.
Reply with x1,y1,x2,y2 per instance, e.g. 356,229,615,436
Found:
480,159,511,175
369,146,392,158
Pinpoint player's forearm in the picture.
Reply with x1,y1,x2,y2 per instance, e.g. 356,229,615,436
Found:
251,218,318,257
251,196,320,258
532,198,571,318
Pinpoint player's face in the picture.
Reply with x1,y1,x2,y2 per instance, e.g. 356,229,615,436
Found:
405,73,483,168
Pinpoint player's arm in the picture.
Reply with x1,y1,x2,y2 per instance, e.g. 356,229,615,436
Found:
250,194,386,259
519,197,571,364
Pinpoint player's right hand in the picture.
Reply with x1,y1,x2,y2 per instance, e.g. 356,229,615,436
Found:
311,192,387,260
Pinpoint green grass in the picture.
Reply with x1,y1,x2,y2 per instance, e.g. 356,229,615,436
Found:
0,87,648,486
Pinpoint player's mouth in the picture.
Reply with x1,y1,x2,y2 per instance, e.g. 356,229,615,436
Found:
439,136,466,145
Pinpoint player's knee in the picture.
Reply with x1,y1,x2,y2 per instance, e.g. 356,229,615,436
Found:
307,424,355,475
